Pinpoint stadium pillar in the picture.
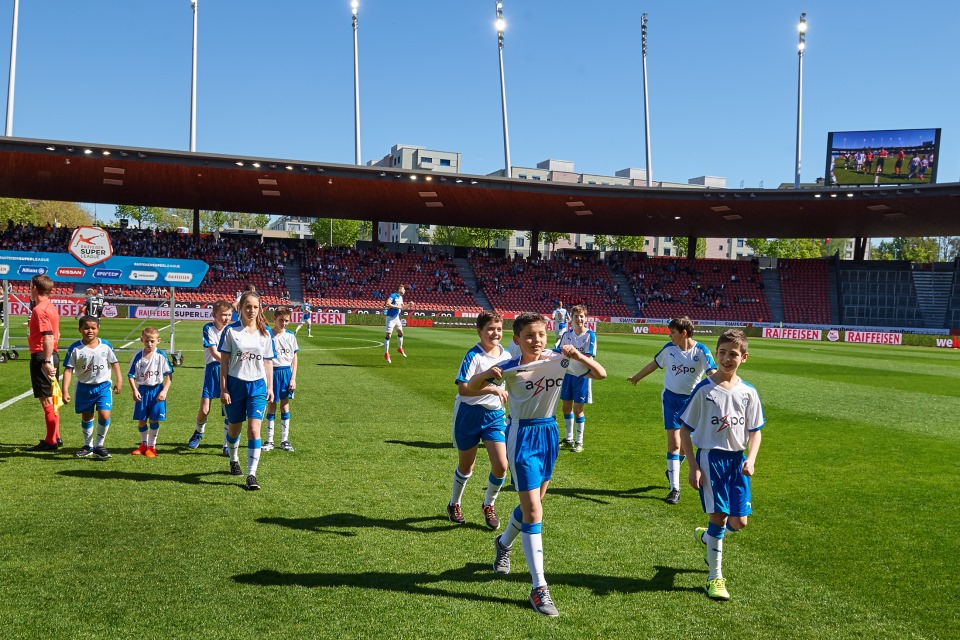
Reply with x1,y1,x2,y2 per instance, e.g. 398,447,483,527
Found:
853,237,867,261
686,236,696,260
192,208,200,237
530,229,540,258
371,219,380,247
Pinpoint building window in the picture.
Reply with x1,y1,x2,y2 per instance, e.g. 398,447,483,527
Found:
663,248,671,257
439,159,451,166
719,245,723,251
421,156,433,163
586,242,593,250
737,239,744,247
533,176,541,180
516,237,525,247
519,174,527,179
644,239,650,246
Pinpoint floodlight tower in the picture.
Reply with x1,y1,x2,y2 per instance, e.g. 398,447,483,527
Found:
496,1,511,177
641,13,652,187
189,0,198,152
4,0,20,136
352,0,361,166
794,12,806,189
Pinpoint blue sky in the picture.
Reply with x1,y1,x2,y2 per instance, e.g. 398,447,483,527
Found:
2,0,958,197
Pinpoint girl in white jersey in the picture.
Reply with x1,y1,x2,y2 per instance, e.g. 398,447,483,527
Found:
628,316,717,505
218,291,275,491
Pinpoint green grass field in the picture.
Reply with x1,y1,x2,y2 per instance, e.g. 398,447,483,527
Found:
0,320,957,639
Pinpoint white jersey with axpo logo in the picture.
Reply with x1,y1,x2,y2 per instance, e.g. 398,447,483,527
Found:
654,341,717,395
272,329,300,368
64,339,119,385
128,349,174,388
217,322,276,381
455,342,506,410
557,328,596,357
679,378,765,451
496,350,589,421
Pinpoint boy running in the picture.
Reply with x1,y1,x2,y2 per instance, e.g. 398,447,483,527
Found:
628,316,716,505
383,284,411,363
295,299,313,337
447,311,510,529
468,311,606,617
557,304,596,452
128,327,174,457
187,300,233,451
680,329,764,601
61,316,123,459
265,307,299,452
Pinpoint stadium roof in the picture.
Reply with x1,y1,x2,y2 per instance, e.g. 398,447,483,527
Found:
2,136,960,238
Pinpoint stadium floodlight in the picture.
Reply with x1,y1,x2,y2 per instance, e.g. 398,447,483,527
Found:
352,1,361,166
5,0,20,136
794,11,806,190
641,13,652,187
189,0,199,153
496,0,511,177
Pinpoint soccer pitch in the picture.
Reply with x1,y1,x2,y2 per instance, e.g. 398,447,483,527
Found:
0,319,957,639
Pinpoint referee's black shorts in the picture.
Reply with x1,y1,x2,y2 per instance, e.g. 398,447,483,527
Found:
30,352,60,399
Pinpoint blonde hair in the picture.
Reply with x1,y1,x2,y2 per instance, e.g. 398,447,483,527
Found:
570,304,588,317
274,307,292,321
142,326,160,339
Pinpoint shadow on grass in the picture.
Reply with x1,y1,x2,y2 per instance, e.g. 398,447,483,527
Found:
384,439,452,449
57,468,238,487
549,485,661,504
232,562,702,604
315,363,367,368
258,513,489,536
0,444,71,461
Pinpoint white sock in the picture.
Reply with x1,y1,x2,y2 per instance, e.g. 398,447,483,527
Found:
223,420,229,447
563,413,574,440
147,424,159,447
81,420,94,448
265,414,275,443
575,416,585,444
450,469,471,505
94,420,110,447
248,440,262,476
196,420,206,435
397,335,403,349
500,507,523,547
521,527,546,588
228,434,241,462
484,473,507,506
705,531,724,580
281,414,290,441
384,339,390,354
667,455,681,491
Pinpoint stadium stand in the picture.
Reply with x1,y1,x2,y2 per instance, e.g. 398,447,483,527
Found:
837,261,923,328
778,258,832,324
620,256,772,322
467,252,631,317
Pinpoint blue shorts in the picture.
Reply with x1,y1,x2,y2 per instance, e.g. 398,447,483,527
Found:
556,323,567,334
560,374,592,404
662,389,692,430
452,399,506,451
201,362,221,399
74,381,113,414
133,384,167,422
225,376,267,424
696,448,752,517
273,366,294,400
506,417,559,492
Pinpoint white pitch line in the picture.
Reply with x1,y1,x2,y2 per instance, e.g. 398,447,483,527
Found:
119,320,180,349
0,389,34,412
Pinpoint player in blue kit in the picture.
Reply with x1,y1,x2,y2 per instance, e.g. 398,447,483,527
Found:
447,311,510,529
383,284,411,364
628,316,717,505
551,301,569,344
61,316,123,459
265,307,299,452
188,300,233,451
295,299,312,337
468,311,606,617
219,291,275,491
557,304,596,452
679,329,764,601
128,327,174,458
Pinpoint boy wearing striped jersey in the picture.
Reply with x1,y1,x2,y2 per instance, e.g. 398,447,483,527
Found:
128,327,174,458
61,316,123,459
383,284,412,363
447,311,510,530
265,308,299,452
188,300,232,450
557,304,596,452
628,316,717,505
679,329,764,601
468,312,606,617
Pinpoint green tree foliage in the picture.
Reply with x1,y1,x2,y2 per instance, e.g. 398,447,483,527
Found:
308,217,368,247
116,204,165,229
595,235,647,252
0,197,39,226
0,198,93,228
253,214,270,229
820,237,850,258
672,236,707,258
465,227,510,249
527,230,571,254
746,238,822,258
873,237,939,262
200,210,230,232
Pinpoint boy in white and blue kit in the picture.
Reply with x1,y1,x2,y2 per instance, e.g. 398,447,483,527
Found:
295,299,312,337
219,291,275,491
265,307,299,452
61,315,123,460
557,304,597,452
447,311,510,530
128,327,174,458
629,316,716,505
188,300,232,451
551,301,569,344
468,312,606,618
680,329,764,601
383,284,411,363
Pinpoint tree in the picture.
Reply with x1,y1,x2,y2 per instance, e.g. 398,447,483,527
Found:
595,234,646,252
253,214,270,229
820,237,850,258
873,237,939,262
746,238,822,258
0,197,38,226
200,210,230,232
116,204,164,229
528,230,571,255
672,236,707,258
308,217,367,247
33,201,93,228
465,227,510,249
